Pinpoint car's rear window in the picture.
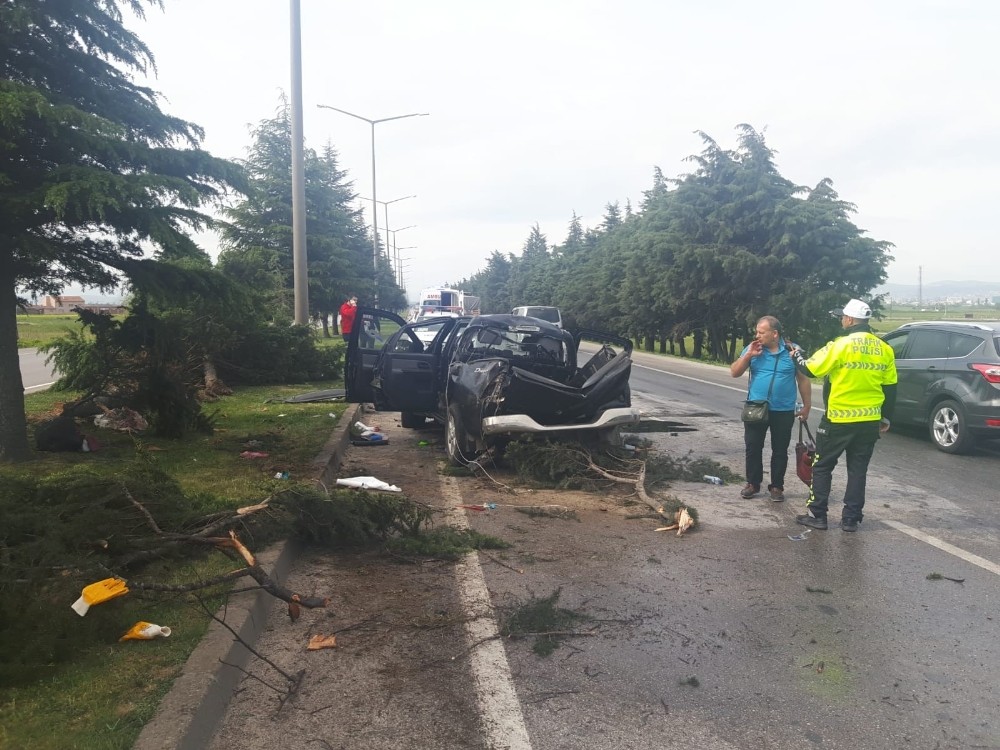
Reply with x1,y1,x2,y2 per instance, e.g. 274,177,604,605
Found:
523,307,560,323
993,335,1000,358
948,333,983,358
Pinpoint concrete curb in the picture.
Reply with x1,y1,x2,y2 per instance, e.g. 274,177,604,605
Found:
133,403,363,750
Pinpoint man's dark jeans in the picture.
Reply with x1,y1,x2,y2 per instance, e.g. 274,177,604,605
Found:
743,410,796,490
806,419,880,522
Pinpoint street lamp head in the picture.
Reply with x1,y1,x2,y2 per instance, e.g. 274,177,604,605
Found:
316,104,428,306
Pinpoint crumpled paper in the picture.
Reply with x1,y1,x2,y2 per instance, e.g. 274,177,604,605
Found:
335,476,401,492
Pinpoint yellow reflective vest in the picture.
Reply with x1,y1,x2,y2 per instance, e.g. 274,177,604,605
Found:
805,328,897,423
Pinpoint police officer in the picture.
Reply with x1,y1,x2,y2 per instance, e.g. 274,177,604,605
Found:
789,299,897,532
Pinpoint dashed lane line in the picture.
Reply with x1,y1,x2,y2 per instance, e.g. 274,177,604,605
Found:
437,473,533,750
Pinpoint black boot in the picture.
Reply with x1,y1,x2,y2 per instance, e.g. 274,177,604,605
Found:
795,514,828,530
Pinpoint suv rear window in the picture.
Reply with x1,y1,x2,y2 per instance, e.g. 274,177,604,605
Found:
948,333,983,358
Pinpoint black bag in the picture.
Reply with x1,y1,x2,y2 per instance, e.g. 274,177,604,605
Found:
741,400,770,423
795,420,816,485
741,354,779,424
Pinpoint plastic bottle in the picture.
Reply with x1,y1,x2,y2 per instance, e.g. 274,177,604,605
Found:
703,475,724,485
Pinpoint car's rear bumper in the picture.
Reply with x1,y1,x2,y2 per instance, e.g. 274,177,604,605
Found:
480,407,641,436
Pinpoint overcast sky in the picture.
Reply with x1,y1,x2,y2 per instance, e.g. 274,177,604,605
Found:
127,0,999,302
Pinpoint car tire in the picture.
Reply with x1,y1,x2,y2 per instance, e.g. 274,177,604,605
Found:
446,407,472,466
929,399,974,454
400,412,423,429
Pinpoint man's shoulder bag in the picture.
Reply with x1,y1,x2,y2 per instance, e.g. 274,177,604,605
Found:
741,354,780,424
741,399,770,423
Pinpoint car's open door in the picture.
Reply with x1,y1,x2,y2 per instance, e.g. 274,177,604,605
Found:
345,308,406,404
374,315,466,414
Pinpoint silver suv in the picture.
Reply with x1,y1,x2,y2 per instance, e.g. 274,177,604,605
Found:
882,320,1000,453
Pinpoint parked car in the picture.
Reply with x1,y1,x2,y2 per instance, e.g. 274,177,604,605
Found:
510,305,563,329
345,309,639,464
881,320,1000,453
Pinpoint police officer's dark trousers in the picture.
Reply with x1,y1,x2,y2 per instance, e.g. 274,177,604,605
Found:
806,419,880,522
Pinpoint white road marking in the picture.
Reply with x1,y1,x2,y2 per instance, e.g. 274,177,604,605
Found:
881,519,1000,576
24,381,55,393
438,474,533,750
634,361,746,393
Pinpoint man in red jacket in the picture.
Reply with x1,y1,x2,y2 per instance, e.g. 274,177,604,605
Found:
339,296,357,341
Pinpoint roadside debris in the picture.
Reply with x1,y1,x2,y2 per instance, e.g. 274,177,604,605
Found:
926,573,965,583
35,412,90,452
351,420,388,446
307,634,338,650
655,506,695,536
352,433,388,446
119,621,172,641
71,577,129,616
267,388,345,404
335,476,401,492
702,475,724,485
787,530,813,541
237,499,271,515
240,450,269,459
94,407,148,433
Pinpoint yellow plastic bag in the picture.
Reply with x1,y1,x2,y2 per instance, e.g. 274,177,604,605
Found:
71,577,129,616
119,622,172,642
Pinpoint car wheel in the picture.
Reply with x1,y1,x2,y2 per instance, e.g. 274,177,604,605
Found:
445,407,472,466
400,412,423,429
929,399,974,454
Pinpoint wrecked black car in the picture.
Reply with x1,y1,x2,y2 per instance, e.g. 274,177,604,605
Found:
345,309,639,463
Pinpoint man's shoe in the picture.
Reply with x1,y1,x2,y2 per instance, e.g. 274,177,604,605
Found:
841,518,859,532
795,514,828,530
768,487,785,502
740,483,759,499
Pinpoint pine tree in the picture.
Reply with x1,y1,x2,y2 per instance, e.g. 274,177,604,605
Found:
0,0,244,460
219,102,404,326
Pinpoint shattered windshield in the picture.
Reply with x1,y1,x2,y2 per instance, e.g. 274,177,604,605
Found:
465,325,568,364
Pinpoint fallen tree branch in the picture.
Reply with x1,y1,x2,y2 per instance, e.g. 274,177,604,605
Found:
116,492,330,609
586,458,671,521
195,596,299,686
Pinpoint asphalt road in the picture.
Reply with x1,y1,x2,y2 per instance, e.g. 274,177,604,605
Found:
18,347,59,393
464,350,1000,749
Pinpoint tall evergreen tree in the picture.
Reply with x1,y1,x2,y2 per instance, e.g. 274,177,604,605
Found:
0,0,245,460
219,103,404,326
508,224,553,305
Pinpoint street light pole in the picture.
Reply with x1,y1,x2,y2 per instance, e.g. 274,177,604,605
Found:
360,195,416,279
317,105,427,306
386,225,416,286
395,246,417,294
289,0,308,324
361,195,416,240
